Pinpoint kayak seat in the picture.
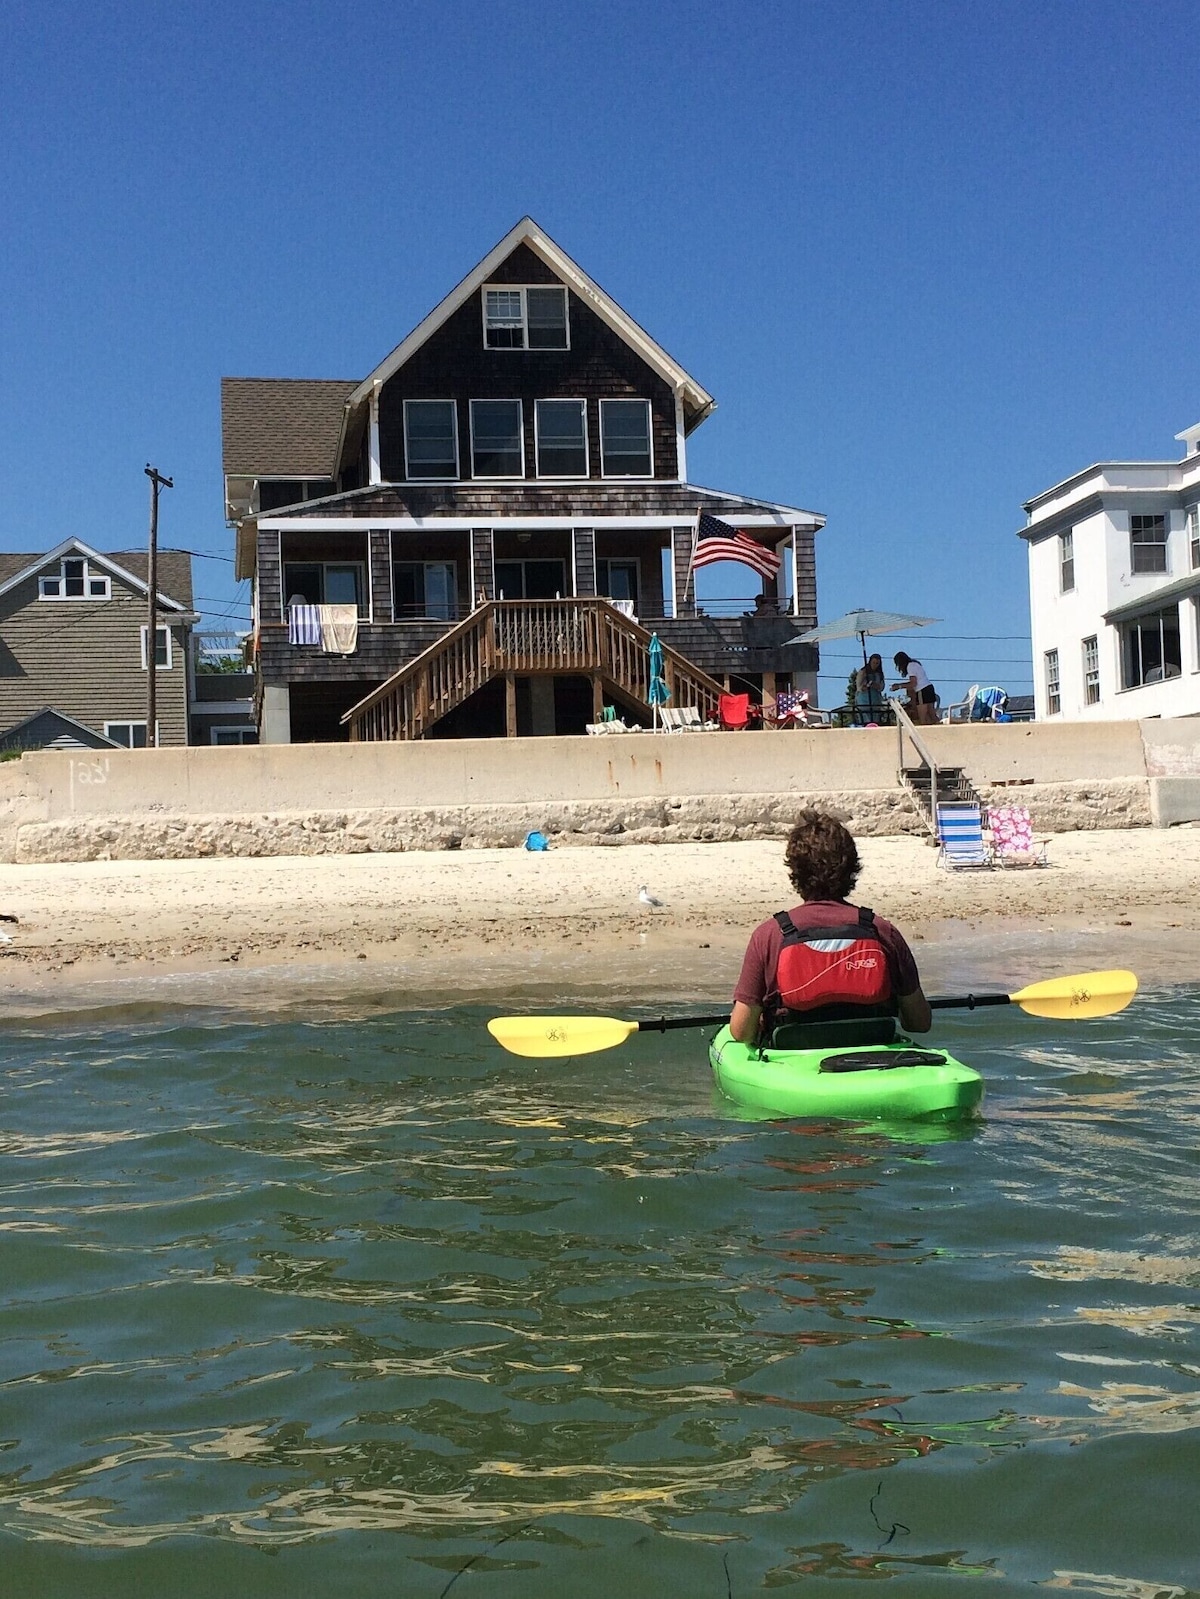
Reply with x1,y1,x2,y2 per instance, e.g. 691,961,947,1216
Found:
770,1017,897,1050
819,1049,947,1074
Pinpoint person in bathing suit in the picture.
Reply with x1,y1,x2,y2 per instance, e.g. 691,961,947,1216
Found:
729,810,932,1045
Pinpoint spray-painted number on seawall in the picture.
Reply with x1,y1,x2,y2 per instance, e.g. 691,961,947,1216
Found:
72,759,110,786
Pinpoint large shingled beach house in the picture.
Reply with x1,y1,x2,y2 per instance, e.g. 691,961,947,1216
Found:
224,218,824,742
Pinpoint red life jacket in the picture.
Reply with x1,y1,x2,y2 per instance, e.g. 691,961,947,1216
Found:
771,906,894,1013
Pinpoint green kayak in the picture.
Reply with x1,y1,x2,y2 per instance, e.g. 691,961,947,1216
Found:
709,1026,983,1122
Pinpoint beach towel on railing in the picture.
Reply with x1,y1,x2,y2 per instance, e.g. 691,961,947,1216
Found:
288,602,321,646
317,604,359,655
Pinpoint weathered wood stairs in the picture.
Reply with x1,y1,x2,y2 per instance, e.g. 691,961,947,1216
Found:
343,598,726,741
892,701,983,837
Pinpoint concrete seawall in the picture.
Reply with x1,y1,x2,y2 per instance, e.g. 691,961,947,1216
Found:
0,720,1196,863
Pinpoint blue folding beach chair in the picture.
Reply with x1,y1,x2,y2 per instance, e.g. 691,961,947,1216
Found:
936,802,993,869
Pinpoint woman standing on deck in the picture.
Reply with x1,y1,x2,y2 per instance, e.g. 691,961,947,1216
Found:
854,653,886,722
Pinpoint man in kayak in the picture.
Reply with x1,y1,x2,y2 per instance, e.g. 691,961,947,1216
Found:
729,810,932,1045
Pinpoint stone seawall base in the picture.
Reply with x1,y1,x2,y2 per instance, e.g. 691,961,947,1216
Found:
11,779,1151,863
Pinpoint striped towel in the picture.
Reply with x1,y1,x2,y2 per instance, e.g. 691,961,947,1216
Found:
288,603,321,646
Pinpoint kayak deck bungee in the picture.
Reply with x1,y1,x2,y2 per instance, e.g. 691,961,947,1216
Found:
709,1026,983,1122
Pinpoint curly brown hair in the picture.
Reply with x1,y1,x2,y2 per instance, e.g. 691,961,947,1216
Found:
784,810,862,901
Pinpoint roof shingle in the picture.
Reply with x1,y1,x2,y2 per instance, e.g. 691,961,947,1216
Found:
221,378,358,477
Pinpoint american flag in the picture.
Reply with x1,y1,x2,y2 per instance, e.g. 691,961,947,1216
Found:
692,514,781,580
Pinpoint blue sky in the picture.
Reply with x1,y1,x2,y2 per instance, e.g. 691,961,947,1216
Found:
2,0,1197,704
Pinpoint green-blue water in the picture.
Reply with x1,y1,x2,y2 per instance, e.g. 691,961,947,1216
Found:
2,991,1199,1596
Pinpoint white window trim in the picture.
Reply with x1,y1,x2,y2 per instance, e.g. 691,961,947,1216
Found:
1059,530,1074,593
480,284,570,351
38,556,111,601
599,398,655,480
1044,648,1061,716
140,624,173,670
402,399,459,482
1188,505,1200,571
1082,634,1100,705
280,560,369,618
104,720,158,747
534,398,589,479
469,399,526,481
210,726,258,745
1129,513,1168,576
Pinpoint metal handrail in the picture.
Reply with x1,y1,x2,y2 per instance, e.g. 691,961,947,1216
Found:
891,697,940,838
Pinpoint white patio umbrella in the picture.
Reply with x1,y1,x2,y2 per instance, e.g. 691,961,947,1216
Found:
787,607,940,666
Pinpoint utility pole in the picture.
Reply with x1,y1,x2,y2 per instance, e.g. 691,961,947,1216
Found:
145,465,173,748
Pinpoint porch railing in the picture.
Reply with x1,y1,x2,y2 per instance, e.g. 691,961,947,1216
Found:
343,598,724,741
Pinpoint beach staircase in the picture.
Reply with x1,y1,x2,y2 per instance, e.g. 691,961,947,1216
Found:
342,598,725,741
892,700,983,838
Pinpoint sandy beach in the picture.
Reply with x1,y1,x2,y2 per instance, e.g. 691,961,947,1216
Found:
0,827,1196,1010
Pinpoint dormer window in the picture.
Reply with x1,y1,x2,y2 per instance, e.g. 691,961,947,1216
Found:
39,555,111,600
483,285,568,350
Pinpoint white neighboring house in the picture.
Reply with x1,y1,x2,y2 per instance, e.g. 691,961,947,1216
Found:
1022,422,1200,720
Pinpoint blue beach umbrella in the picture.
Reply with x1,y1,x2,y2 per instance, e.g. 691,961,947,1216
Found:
647,632,670,727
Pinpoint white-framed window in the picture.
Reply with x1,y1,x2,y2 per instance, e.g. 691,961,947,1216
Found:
470,400,524,478
140,625,172,670
39,555,111,600
105,721,156,748
211,726,258,745
1188,505,1199,570
535,399,588,477
597,558,639,607
599,399,653,478
1120,605,1182,689
403,400,458,480
482,285,568,350
1082,634,1099,704
1044,649,1061,716
1130,513,1167,574
1059,529,1074,593
394,561,458,621
283,562,367,615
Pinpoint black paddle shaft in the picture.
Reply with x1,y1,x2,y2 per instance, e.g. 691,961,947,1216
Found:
648,995,1011,1030
928,993,1012,1012
645,1014,731,1033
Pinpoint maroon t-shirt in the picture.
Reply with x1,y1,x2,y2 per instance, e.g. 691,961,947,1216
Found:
733,900,921,1009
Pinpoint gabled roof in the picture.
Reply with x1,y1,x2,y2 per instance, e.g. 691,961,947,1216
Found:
222,377,357,477
344,216,716,427
0,539,195,613
0,708,122,751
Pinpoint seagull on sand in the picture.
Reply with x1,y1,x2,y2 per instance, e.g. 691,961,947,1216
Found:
638,885,666,910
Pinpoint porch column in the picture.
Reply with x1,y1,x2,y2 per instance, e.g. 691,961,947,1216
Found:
260,683,291,744
788,528,800,617
369,528,392,623
470,527,495,605
368,381,382,486
504,673,517,737
671,525,695,617
572,527,596,596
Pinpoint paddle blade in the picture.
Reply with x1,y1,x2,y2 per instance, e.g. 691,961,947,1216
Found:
487,1016,640,1058
1011,969,1138,1020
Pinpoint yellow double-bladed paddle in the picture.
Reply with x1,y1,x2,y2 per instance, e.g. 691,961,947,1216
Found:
487,970,1138,1058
